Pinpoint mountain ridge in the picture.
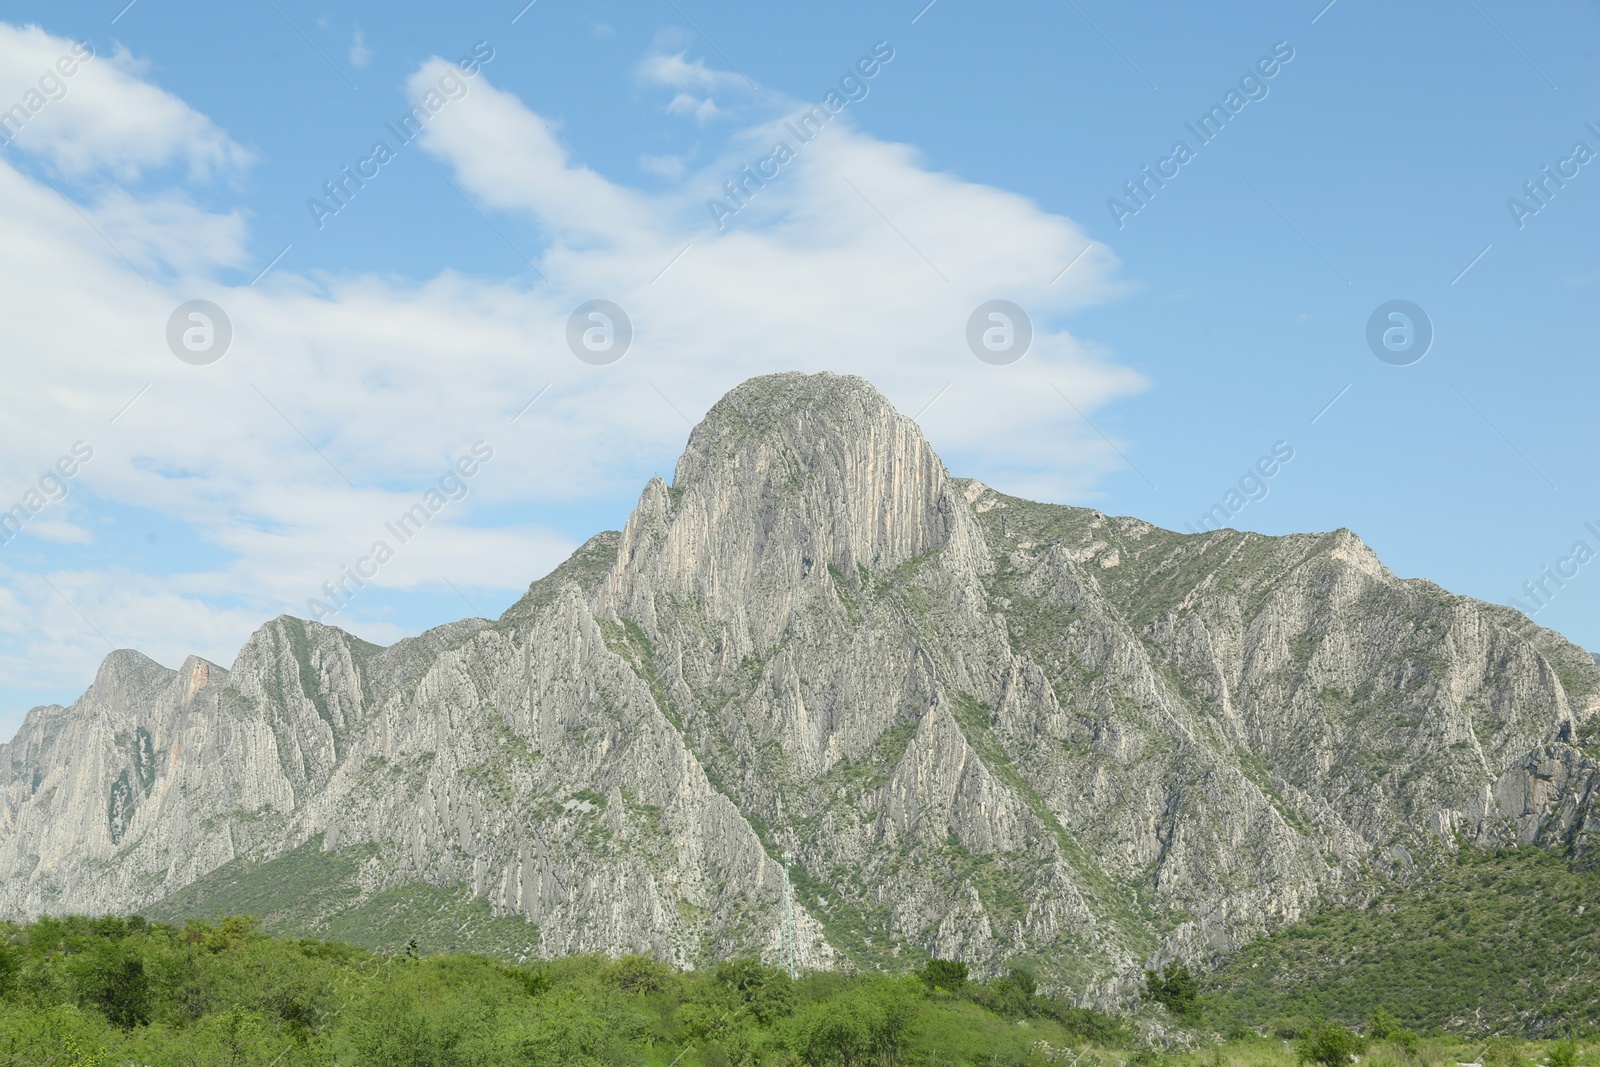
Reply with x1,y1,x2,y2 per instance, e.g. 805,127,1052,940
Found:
3,371,1596,1002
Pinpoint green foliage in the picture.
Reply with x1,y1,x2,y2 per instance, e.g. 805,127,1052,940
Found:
916,958,969,992
1548,1038,1580,1067
67,939,151,1029
1485,1037,1528,1067
0,915,1131,1064
1146,962,1201,1023
788,979,914,1067
0,941,19,1000
1296,1022,1365,1067
1368,1009,1418,1053
715,957,795,1024
602,953,672,994
1366,1009,1399,1040
1206,847,1600,1036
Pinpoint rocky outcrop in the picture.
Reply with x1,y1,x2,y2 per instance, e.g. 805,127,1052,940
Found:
3,372,1596,996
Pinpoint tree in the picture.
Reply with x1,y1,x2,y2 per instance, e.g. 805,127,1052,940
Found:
605,953,672,994
916,959,968,992
790,986,914,1067
68,941,150,1029
715,957,794,1023
1143,963,1200,1023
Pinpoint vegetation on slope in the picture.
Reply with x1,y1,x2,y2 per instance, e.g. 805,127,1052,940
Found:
1204,847,1600,1036
144,837,543,961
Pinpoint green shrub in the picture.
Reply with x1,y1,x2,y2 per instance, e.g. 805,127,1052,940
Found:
67,941,150,1029
0,942,19,1000
714,958,794,1024
1548,1039,1579,1067
1368,1009,1418,1054
787,986,914,1067
916,958,969,992
1297,1022,1365,1067
1486,1037,1527,1067
1145,962,1201,1023
1206,848,1600,1036
603,953,673,994
1043,1002,1133,1046
502,964,551,998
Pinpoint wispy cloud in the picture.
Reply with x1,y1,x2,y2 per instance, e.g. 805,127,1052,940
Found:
348,28,372,70
0,29,1144,733
0,24,251,181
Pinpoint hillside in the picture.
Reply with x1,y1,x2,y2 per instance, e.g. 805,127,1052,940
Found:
1205,846,1600,1036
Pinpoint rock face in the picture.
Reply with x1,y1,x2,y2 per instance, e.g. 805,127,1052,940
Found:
3,372,1597,997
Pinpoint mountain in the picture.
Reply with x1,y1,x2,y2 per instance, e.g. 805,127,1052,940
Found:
3,372,1597,1000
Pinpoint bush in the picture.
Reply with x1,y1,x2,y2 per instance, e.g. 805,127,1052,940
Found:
714,958,794,1024
1272,1016,1315,1040
1043,1003,1133,1046
916,958,969,992
502,965,552,998
788,988,913,1067
1296,1022,1366,1067
1548,1039,1580,1067
964,966,1042,1020
0,942,19,1000
1486,1037,1528,1067
68,941,150,1029
1368,1009,1418,1054
604,954,673,994
1145,963,1201,1023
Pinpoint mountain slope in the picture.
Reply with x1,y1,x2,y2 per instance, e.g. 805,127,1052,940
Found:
1205,845,1600,1035
2,371,1596,999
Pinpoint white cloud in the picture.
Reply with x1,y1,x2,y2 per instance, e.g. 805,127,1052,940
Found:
635,50,747,93
19,520,91,545
0,566,291,695
349,29,372,70
640,153,688,180
86,187,251,274
665,92,721,124
0,23,251,181
0,39,1148,735
635,49,751,124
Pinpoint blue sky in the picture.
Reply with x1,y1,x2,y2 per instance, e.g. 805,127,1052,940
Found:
1,0,1596,738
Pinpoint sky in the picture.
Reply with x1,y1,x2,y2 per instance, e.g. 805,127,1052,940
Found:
0,0,1596,739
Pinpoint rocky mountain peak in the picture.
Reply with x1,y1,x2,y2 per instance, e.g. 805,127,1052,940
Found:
81,649,177,714
602,372,986,633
